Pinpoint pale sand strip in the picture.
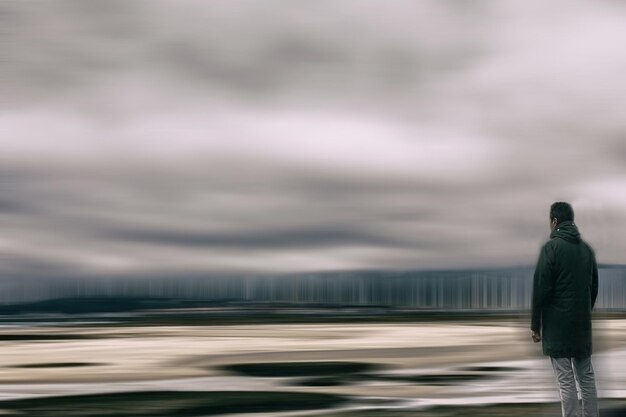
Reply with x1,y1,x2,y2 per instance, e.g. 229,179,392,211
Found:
0,319,619,385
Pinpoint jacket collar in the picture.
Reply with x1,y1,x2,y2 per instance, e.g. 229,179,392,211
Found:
550,220,581,242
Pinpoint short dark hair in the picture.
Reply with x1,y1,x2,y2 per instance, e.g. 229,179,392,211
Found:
550,202,574,224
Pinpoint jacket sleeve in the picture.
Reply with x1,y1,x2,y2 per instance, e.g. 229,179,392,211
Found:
531,243,555,332
591,252,598,310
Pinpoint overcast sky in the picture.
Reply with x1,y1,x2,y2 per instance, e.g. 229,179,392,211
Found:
2,1,626,280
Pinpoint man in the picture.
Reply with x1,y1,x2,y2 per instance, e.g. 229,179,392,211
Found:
531,202,599,417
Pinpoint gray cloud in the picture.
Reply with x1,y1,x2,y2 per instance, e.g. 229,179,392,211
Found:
1,1,487,102
100,224,415,250
0,198,28,214
2,1,626,279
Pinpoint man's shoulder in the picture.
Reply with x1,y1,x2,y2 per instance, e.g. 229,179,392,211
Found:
580,239,596,256
536,239,558,261
543,238,558,250
545,237,596,256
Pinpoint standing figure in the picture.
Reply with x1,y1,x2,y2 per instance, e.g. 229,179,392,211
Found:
531,201,599,417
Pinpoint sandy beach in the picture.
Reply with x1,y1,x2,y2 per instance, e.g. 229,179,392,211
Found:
0,316,624,416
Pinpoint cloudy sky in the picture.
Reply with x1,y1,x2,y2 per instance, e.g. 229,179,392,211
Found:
2,1,626,280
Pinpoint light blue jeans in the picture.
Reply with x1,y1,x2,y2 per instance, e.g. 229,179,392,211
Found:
550,355,599,417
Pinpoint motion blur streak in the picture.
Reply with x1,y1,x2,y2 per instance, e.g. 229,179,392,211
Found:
2,1,626,416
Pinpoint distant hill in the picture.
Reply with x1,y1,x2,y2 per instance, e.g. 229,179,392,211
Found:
0,264,624,311
0,297,243,315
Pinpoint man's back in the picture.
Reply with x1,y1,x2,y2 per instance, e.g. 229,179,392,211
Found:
531,220,599,358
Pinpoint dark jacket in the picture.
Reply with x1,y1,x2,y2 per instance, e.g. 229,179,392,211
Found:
531,220,598,358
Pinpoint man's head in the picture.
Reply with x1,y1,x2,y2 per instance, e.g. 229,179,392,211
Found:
550,202,574,231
